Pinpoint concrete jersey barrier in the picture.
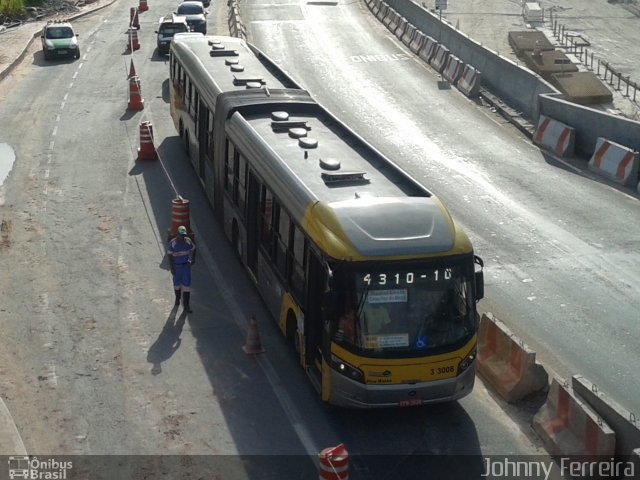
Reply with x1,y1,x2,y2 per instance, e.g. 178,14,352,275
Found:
588,137,639,187
394,17,408,39
401,22,416,46
572,375,640,478
477,312,548,402
533,377,616,458
429,44,450,73
456,64,482,98
418,36,437,64
409,30,426,54
533,114,576,158
442,54,464,85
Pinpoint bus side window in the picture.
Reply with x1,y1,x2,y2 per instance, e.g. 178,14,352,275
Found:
259,186,274,250
290,225,306,302
237,155,247,217
275,206,290,278
224,141,234,193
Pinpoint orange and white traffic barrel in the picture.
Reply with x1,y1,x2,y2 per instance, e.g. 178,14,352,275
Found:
319,443,349,480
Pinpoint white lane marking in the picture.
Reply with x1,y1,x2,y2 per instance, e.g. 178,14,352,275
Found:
78,62,84,70
56,114,60,123
52,126,57,137
44,169,50,179
73,71,78,79
49,140,55,150
63,93,69,101
60,101,65,110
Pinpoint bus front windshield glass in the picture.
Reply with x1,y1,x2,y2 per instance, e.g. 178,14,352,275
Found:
333,261,475,357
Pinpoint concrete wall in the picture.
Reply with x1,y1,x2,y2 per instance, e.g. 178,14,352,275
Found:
384,0,640,158
539,93,640,155
385,0,556,120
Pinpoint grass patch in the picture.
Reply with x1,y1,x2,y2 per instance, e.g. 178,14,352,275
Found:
0,0,26,19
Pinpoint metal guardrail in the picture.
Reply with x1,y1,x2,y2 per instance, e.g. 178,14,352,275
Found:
549,10,639,104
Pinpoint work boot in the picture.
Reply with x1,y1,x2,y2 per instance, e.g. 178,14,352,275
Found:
183,292,192,313
174,289,181,306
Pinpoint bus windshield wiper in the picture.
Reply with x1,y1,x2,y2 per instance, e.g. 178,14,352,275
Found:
356,283,371,321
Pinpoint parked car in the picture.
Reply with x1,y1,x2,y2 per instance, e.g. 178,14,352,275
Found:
41,20,80,60
175,1,208,34
156,14,190,55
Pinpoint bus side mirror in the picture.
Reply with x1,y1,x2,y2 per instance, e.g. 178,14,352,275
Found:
474,255,484,301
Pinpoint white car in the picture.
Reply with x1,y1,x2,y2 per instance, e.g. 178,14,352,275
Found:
175,1,208,34
41,20,80,60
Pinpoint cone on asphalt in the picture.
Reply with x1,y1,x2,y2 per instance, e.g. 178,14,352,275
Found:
242,315,265,354
127,75,144,111
137,121,158,160
130,7,140,29
128,58,137,79
126,28,140,52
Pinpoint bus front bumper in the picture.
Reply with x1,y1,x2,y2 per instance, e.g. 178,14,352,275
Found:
328,362,476,408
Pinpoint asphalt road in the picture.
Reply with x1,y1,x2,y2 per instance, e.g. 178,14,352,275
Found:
241,0,640,417
0,0,554,478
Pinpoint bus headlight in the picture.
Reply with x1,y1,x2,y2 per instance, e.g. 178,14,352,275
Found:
458,349,477,373
330,354,365,383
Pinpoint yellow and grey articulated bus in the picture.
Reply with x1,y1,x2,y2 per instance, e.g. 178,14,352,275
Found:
169,35,484,408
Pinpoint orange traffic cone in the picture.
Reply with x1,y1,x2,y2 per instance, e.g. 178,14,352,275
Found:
242,316,265,354
137,121,158,160
130,7,140,29
127,75,144,111
126,28,140,52
138,0,148,12
128,58,137,79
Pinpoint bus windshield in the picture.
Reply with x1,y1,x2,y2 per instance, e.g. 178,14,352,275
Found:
333,260,475,357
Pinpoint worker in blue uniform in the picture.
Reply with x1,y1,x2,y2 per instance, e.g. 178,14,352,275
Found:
168,225,196,313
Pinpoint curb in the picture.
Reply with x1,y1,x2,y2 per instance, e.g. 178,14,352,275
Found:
0,396,26,455
0,0,117,82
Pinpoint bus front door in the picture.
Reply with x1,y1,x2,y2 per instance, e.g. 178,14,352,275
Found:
305,252,325,372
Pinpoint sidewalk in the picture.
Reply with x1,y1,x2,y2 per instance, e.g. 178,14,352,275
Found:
0,0,115,82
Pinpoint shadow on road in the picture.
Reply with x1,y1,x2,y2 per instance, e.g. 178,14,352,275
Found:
147,306,187,375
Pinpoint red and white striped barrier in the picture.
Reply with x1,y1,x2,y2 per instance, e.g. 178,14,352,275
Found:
418,36,437,64
442,54,464,84
383,9,398,29
392,16,409,40
533,377,616,457
409,30,426,54
588,137,639,187
375,3,388,22
456,64,482,98
370,0,381,16
401,23,416,47
533,114,575,158
429,44,450,73
477,313,548,403
393,17,408,39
